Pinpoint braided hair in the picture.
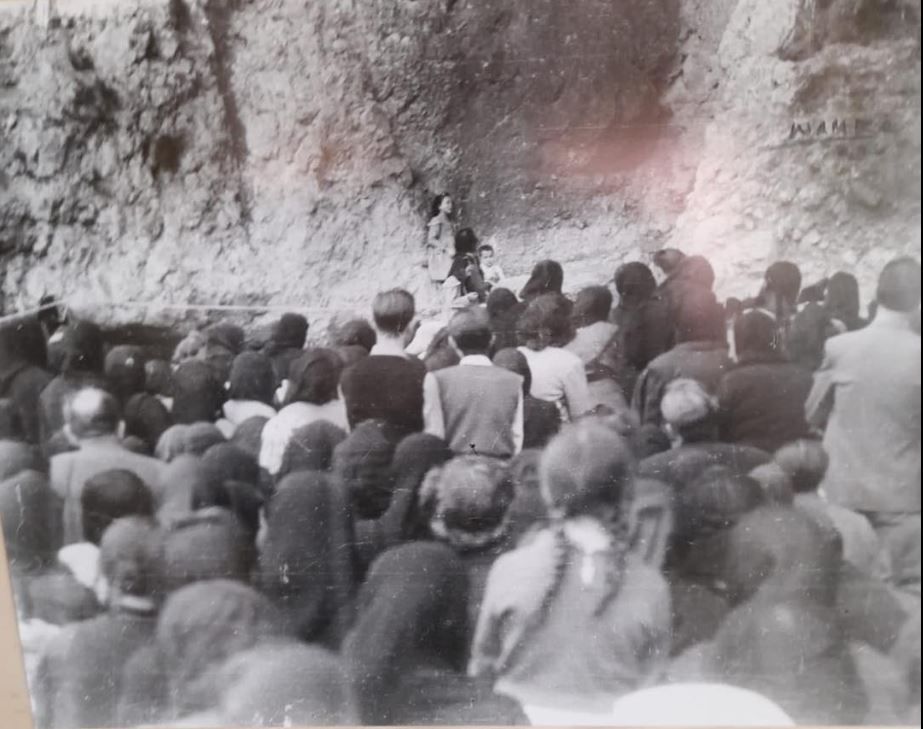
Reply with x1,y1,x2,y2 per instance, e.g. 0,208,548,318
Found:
531,421,636,631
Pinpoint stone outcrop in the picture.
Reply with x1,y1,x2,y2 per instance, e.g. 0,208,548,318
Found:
0,0,919,334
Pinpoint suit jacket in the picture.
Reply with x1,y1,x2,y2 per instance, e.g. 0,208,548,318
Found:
806,309,921,513
50,438,164,545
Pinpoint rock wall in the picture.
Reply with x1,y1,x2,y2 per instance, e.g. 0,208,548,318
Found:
0,0,919,332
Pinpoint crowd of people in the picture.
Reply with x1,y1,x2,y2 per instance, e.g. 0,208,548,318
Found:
0,233,920,727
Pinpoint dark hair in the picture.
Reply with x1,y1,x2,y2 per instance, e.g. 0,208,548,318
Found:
0,400,23,441
517,293,574,350
81,469,155,545
734,310,777,356
58,320,105,374
429,193,451,220
492,348,531,395
171,360,225,424
774,440,829,494
447,308,492,355
765,261,802,305
787,303,829,371
227,352,276,404
372,289,415,336
285,349,343,406
674,465,765,544
454,228,479,256
478,244,495,255
824,272,861,328
614,262,657,308
677,255,716,290
877,257,921,313
144,359,174,397
486,288,518,318
653,248,686,276
333,319,377,353
675,289,726,344
519,260,564,302
573,286,613,327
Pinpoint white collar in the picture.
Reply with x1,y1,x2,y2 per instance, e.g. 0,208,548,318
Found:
460,354,493,367
873,306,915,330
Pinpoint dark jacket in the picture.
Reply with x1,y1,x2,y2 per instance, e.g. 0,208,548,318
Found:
523,395,561,449
632,341,733,426
638,442,771,492
716,353,813,452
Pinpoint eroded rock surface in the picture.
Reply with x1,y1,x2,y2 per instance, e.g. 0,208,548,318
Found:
0,0,919,332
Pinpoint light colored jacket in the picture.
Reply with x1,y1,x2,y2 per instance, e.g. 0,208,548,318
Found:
806,308,921,514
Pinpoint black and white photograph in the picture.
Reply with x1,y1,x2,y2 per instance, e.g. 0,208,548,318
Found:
0,0,920,726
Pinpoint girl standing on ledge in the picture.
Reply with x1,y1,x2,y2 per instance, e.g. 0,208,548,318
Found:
425,194,457,284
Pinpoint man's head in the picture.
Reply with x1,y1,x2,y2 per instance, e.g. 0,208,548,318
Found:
64,387,122,442
877,257,921,314
573,286,613,328
661,378,718,445
733,310,777,357
448,307,493,357
372,289,416,342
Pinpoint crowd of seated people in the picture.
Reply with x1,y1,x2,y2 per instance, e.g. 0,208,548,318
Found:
0,242,919,727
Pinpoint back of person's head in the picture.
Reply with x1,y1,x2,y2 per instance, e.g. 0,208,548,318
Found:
198,444,262,524
653,248,687,277
734,310,778,356
271,313,309,350
104,345,146,402
877,256,922,313
81,469,155,545
157,579,286,713
389,433,453,508
517,293,574,350
65,387,121,440
765,261,803,306
171,360,224,424
123,392,172,450
519,259,564,302
774,440,829,494
99,517,164,602
419,456,514,552
0,469,57,573
284,348,342,406
57,319,105,374
614,262,657,306
675,466,765,545
227,351,275,405
486,288,518,319
677,255,716,291
332,319,376,353
447,307,492,355
573,286,613,328
824,272,861,324
155,423,226,462
492,347,532,395
144,359,174,397
661,378,717,441
163,510,256,592
540,421,634,518
372,289,415,336
675,288,726,343
333,420,397,519
723,505,840,606
219,644,359,726
454,227,479,256
278,420,348,478
344,542,468,722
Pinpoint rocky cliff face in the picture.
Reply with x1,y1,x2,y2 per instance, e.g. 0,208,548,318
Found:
0,0,919,332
